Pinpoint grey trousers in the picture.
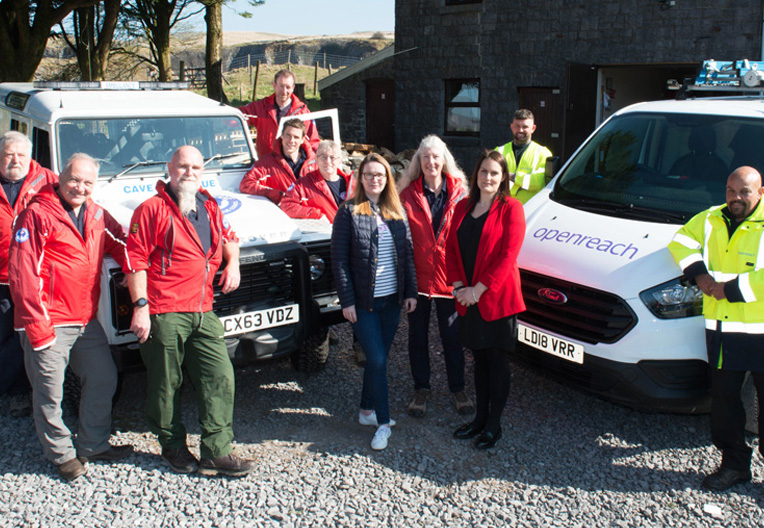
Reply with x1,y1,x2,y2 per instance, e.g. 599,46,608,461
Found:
20,320,117,465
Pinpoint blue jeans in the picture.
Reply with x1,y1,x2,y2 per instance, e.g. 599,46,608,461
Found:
353,294,401,425
407,295,465,393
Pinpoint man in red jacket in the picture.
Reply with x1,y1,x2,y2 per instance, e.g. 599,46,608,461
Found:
126,145,254,478
281,139,353,222
240,118,314,204
9,153,133,481
0,131,58,419
238,69,320,158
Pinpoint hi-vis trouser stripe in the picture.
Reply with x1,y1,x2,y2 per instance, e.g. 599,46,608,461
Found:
705,319,764,333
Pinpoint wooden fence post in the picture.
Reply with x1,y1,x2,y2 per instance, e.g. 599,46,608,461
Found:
252,60,261,101
314,62,318,95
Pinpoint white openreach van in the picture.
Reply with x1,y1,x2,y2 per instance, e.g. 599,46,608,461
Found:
514,61,764,413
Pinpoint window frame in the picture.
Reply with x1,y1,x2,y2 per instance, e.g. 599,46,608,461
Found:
444,78,481,137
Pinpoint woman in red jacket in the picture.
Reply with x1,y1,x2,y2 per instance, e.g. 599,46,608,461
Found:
446,150,526,449
399,135,473,418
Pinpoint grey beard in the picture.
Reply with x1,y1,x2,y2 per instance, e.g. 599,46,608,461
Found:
177,180,198,216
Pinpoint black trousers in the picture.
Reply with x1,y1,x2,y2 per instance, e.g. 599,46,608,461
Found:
710,369,764,471
472,346,511,434
0,285,29,396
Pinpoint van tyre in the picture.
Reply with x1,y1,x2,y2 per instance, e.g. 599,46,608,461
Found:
291,326,330,372
63,367,81,417
62,369,124,417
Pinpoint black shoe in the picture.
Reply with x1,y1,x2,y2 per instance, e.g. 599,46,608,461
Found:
162,446,199,474
701,467,752,492
57,458,87,482
199,453,255,477
473,429,502,449
453,422,484,440
78,444,134,464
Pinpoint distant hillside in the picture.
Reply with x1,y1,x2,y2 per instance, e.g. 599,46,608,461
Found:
174,33,393,71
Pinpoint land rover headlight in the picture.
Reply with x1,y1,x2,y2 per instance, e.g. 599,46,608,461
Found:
640,277,703,319
309,255,326,281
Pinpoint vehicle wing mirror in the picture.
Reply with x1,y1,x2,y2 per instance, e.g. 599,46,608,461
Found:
545,156,560,184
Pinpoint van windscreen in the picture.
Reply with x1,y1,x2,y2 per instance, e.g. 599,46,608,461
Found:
552,112,764,224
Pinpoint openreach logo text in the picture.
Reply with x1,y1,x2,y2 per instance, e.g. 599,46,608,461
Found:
532,227,639,260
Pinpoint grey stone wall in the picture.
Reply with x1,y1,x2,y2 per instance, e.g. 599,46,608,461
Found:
395,0,763,168
319,58,394,145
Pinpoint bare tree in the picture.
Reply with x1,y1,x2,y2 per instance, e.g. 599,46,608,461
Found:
201,1,264,103
120,0,202,81
58,0,120,81
0,0,98,82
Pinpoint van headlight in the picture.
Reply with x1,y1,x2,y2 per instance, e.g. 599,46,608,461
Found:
309,254,326,281
640,277,703,319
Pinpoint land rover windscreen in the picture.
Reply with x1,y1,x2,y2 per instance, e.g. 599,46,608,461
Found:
54,116,253,177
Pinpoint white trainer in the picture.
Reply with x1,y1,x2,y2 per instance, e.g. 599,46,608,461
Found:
358,411,396,427
371,425,391,451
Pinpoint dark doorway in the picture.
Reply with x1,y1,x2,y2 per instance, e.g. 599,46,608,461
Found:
366,79,395,150
518,87,563,158
564,63,598,162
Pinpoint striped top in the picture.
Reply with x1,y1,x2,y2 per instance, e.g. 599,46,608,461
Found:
374,212,398,297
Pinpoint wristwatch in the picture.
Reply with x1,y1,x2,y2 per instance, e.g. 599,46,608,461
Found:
132,297,148,308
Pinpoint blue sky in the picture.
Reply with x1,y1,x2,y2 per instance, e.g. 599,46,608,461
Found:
191,1,395,36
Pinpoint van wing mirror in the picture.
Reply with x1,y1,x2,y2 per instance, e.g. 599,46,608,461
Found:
545,156,560,184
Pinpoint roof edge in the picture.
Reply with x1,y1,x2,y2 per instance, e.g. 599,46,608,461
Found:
318,44,394,91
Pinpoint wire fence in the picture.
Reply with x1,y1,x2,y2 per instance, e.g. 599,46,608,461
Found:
226,50,362,72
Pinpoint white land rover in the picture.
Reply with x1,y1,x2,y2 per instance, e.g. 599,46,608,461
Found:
0,81,343,373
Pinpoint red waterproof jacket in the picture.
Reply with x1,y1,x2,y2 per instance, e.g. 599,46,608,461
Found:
9,184,127,350
0,160,58,284
239,93,320,158
446,197,526,321
400,173,467,298
239,139,315,204
125,180,238,315
280,168,354,222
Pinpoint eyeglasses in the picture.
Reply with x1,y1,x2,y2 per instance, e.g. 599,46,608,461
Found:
362,172,386,181
318,155,341,162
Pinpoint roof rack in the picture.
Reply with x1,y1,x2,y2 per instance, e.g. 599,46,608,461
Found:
668,59,764,99
32,81,189,91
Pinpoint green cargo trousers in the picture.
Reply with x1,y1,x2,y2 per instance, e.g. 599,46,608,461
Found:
141,311,235,460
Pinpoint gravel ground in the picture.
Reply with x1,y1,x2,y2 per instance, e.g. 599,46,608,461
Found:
0,315,763,527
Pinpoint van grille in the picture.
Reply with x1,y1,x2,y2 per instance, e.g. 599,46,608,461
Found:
213,257,296,316
519,270,637,345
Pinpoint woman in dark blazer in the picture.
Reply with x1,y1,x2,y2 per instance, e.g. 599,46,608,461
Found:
445,149,526,449
331,153,418,451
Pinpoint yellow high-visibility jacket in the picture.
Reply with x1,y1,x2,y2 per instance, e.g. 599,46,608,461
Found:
495,140,552,204
669,199,764,370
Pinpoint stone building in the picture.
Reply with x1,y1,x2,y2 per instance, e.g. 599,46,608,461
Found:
390,0,763,167
318,46,395,150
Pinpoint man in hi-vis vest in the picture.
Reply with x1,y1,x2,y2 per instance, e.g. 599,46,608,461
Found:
495,109,553,204
669,166,764,492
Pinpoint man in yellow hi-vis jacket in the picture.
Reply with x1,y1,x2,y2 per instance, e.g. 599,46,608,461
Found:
495,109,553,204
669,165,764,492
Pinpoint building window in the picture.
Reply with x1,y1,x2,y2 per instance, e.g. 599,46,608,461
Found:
445,0,482,5
444,79,480,136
